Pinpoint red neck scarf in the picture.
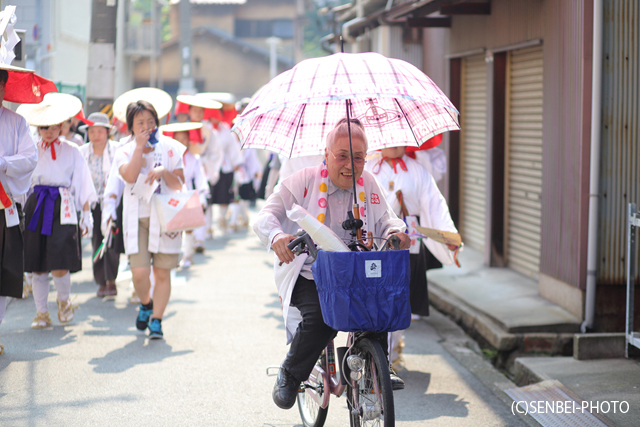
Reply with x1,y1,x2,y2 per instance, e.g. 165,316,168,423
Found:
373,156,408,174
43,138,61,160
189,127,203,144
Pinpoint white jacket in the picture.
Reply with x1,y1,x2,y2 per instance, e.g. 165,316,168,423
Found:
114,136,186,255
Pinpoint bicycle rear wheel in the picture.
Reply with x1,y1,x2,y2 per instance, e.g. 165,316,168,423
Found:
297,355,329,427
347,337,394,427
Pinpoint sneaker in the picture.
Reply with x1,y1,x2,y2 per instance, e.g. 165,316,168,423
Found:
31,311,53,329
136,301,153,331
148,318,163,339
97,285,107,297
57,297,78,323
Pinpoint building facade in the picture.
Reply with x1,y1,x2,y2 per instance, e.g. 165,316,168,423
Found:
334,0,640,332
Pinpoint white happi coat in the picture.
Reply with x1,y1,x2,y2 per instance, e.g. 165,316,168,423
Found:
114,135,186,255
182,151,209,206
79,140,118,206
365,154,457,265
254,164,406,343
30,138,97,215
0,107,38,211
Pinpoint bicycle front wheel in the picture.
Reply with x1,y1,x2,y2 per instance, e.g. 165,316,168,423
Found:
347,337,395,427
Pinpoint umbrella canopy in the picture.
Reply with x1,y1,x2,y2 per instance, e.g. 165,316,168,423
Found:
232,52,460,158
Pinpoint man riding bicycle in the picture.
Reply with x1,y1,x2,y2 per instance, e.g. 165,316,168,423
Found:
253,118,411,410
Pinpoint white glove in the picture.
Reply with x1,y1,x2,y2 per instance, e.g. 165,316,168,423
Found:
80,210,93,238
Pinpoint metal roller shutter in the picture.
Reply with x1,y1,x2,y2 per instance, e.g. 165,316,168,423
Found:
460,54,488,252
506,45,543,278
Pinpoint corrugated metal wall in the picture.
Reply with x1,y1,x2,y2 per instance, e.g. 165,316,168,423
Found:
539,1,591,289
598,0,640,285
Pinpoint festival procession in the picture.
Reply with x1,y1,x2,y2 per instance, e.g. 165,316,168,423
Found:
1,2,639,427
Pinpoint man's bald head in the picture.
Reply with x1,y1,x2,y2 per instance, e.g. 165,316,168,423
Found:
325,118,368,153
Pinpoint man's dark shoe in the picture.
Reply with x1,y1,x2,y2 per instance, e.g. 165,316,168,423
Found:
390,366,405,391
272,367,300,409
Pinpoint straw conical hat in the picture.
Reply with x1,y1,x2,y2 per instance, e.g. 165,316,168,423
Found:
113,87,173,122
159,122,203,133
16,92,83,127
176,94,222,110
198,92,236,106
0,62,34,73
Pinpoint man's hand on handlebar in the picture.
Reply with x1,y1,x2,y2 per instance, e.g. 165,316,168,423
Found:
272,233,296,264
390,231,411,250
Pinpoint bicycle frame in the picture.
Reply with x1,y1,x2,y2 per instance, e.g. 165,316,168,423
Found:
301,337,349,408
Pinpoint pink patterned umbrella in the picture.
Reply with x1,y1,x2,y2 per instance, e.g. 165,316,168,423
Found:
232,52,460,158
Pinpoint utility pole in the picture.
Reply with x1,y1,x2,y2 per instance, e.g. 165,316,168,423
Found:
266,36,281,79
178,0,194,94
86,0,118,114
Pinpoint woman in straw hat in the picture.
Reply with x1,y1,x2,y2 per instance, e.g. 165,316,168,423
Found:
17,93,97,329
177,94,223,244
159,122,210,267
0,69,39,354
79,112,121,298
201,101,243,236
104,88,173,304
114,100,185,339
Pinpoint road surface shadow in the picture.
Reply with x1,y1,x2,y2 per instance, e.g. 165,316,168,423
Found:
88,335,193,374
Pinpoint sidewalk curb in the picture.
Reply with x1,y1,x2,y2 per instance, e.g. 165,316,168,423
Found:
426,309,541,427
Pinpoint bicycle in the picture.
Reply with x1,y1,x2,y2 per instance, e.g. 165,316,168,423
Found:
268,231,403,427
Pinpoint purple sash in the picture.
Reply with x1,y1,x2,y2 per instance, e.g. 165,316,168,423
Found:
28,186,60,236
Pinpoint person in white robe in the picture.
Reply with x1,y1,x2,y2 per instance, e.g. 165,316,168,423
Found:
0,69,39,355
159,122,209,268
253,118,410,410
366,145,458,370
115,100,185,340
79,112,121,298
206,108,243,233
17,94,97,330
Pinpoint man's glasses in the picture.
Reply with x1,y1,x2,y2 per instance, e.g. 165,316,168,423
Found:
329,150,366,166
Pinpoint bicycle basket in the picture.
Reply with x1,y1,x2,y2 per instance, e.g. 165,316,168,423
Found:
311,249,411,333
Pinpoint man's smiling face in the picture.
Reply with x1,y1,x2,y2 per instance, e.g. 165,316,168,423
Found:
325,135,367,190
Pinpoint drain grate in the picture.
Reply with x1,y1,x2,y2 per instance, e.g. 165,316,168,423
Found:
505,380,616,427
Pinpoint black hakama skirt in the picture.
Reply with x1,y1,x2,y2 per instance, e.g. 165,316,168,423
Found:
409,239,444,317
23,192,82,273
209,171,235,205
0,206,24,298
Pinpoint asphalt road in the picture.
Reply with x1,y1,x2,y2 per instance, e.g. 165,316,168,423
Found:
0,210,530,427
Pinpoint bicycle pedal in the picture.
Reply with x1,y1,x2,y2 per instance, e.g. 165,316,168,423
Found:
265,365,281,377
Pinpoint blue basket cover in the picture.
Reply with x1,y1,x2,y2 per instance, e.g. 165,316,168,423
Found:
311,250,411,332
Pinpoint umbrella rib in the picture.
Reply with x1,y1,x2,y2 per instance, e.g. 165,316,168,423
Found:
394,98,420,146
288,103,307,159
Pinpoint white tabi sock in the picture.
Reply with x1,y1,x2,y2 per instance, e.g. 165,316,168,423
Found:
182,232,195,259
32,273,51,313
53,272,71,302
0,296,7,325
